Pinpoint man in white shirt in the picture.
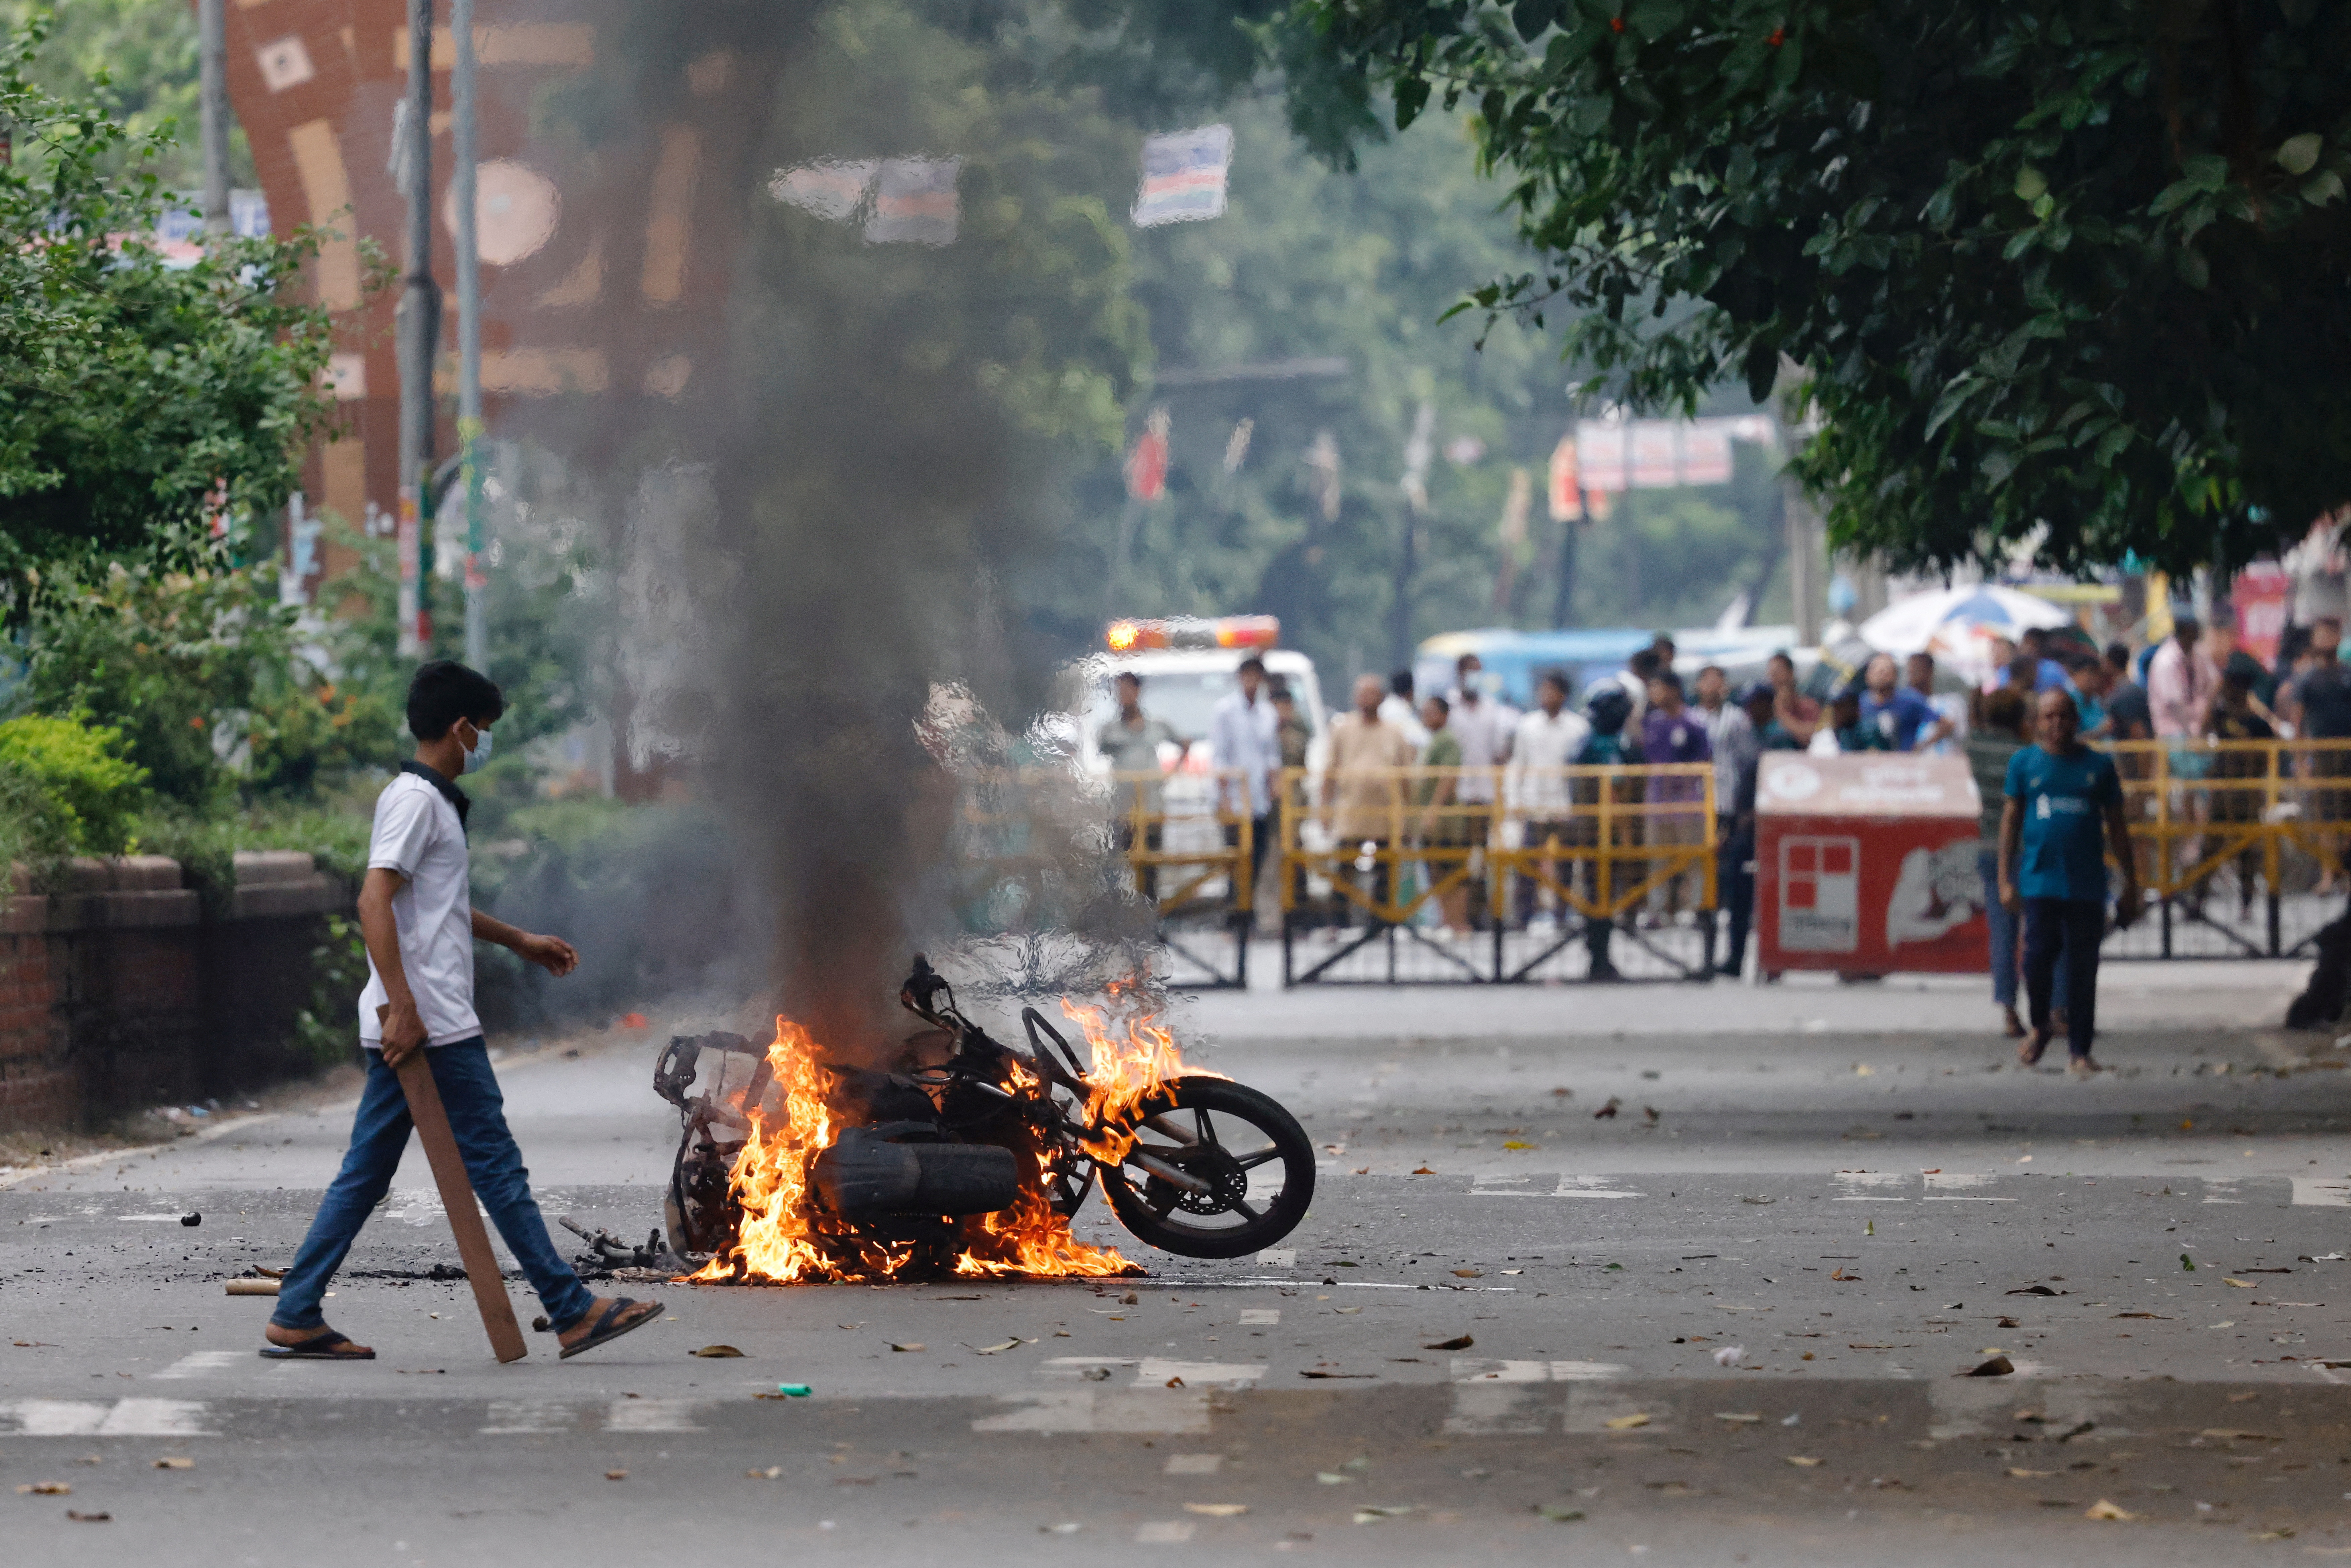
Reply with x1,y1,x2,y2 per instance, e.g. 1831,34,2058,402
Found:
266,662,659,1363
1508,671,1591,927
1376,668,1431,750
1446,653,1516,804
1208,656,1281,925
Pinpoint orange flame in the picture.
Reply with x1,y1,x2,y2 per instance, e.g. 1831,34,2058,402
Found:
693,1002,1206,1285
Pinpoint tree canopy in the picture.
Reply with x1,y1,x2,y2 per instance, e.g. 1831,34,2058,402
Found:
1274,0,2351,577
0,14,343,586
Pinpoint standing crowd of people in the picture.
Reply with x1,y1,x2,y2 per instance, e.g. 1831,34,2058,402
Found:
1100,609,2351,1069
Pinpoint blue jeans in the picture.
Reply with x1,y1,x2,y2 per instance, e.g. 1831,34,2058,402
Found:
1982,849,2067,1012
2022,897,2104,1058
272,1040,596,1334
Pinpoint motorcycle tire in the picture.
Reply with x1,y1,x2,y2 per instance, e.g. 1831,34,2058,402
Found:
1100,1075,1314,1260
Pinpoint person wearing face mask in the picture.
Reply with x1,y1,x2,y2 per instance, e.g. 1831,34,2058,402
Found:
263,662,651,1364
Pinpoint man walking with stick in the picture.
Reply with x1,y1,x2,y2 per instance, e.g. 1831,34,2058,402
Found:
263,661,661,1361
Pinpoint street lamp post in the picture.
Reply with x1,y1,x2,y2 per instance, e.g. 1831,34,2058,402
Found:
395,0,440,659
453,0,487,672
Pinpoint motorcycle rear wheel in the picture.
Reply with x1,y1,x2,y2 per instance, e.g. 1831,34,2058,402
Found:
1100,1076,1313,1259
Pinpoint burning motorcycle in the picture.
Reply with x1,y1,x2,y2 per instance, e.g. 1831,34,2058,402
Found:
653,957,1312,1280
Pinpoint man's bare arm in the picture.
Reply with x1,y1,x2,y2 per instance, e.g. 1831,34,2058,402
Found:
358,868,425,1068
1996,798,2023,912
471,908,579,977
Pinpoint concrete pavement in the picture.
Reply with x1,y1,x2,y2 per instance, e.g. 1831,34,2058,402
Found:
6,961,2351,1564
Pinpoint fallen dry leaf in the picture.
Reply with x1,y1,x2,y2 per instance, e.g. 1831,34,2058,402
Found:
1411,1165,1437,1175
1786,1456,1822,1468
1425,1335,1474,1350
2007,1467,2056,1478
2223,1277,2256,1288
888,1342,925,1352
1533,1503,1586,1522
1963,1354,2016,1377
1502,1141,1533,1150
1451,1269,1482,1279
690,1344,745,1358
2083,1499,2135,1521
1184,1503,1248,1517
1830,1268,1859,1281
1603,1413,1651,1430
1713,1412,1762,1424
604,1470,628,1481
1298,1370,1376,1379
152,1457,194,1470
1165,1376,1186,1388
972,1338,1024,1354
17,1482,69,1495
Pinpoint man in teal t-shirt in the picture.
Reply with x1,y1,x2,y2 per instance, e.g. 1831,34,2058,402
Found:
1997,688,2140,1075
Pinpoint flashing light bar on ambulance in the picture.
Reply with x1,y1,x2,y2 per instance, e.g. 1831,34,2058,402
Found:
1104,616,1280,653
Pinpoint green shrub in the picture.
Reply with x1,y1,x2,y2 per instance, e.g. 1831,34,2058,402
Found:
0,713,149,853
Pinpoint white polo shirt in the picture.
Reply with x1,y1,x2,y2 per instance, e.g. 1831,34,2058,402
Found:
356,769,480,1048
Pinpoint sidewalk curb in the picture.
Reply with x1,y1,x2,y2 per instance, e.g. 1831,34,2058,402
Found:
0,1111,280,1192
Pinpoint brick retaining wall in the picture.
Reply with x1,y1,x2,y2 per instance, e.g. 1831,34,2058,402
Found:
0,854,349,1134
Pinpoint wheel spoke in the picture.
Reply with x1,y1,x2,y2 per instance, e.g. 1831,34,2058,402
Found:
1194,1106,1220,1145
1233,1145,1283,1171
1233,1199,1262,1221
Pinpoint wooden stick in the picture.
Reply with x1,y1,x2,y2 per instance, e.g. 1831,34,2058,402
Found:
392,1049,529,1363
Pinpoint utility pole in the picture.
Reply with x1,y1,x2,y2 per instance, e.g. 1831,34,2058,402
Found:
1389,400,1434,672
395,0,440,658
452,0,487,672
196,0,229,233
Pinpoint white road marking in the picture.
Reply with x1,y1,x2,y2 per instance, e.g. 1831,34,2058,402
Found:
1442,1382,1548,1435
972,1389,1209,1435
1924,1172,2015,1201
1562,1386,1667,1434
0,1399,110,1435
602,1398,701,1433
1134,1359,1265,1390
1237,1309,1280,1326
153,1351,244,1380
2202,1178,2244,1205
1164,1453,1222,1475
2292,1178,2351,1207
1470,1173,1644,1198
1255,1249,1296,1269
0,1398,215,1437
1452,1357,1627,1384
1832,1172,1908,1202
1136,1521,1195,1544
481,1400,577,1435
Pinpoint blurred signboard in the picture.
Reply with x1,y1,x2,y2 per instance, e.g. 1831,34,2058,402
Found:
1133,124,1233,227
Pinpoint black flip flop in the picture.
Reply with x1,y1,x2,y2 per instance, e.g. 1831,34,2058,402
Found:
559,1297,660,1360
258,1329,375,1361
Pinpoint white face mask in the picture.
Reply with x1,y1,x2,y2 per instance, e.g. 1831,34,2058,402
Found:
460,721,494,774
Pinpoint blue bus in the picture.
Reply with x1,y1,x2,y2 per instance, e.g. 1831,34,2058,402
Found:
1412,626,1803,711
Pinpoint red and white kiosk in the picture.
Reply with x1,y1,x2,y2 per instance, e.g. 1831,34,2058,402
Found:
1754,752,1990,978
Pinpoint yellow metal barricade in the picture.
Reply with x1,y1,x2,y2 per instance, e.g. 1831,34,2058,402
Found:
1105,768,1255,919
2102,738,2351,911
1273,764,1717,928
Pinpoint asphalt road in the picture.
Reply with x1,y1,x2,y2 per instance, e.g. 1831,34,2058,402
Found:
6,960,2351,1566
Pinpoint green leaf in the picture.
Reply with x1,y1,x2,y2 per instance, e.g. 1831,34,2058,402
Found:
2277,133,2323,176
1771,32,1803,90
2182,153,2228,192
2176,246,2209,289
1395,76,1431,131
2013,166,2047,202
2303,170,2346,207
1627,0,1683,40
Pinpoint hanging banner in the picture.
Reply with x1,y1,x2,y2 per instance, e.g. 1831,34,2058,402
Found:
1133,125,1233,227
1546,433,1583,521
2233,561,2292,665
1126,407,1171,502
